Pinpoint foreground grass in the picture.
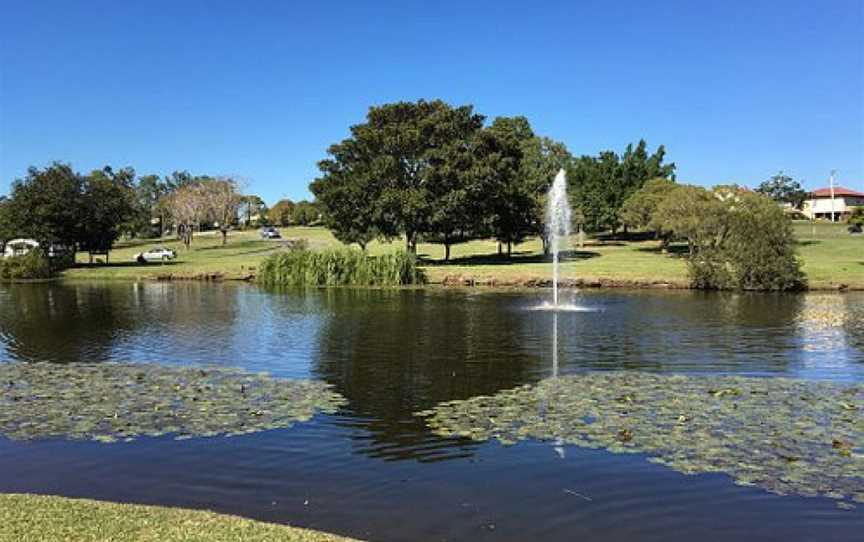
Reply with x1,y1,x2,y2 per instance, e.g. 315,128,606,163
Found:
0,494,359,542
62,222,863,289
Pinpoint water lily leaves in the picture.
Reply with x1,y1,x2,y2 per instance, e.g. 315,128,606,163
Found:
0,362,345,443
416,372,863,507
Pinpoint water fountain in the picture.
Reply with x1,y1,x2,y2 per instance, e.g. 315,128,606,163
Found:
547,169,572,308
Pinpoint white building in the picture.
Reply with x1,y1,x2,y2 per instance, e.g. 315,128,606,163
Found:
802,186,864,221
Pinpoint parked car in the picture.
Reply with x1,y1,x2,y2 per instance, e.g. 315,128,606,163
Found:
134,247,177,263
260,227,281,239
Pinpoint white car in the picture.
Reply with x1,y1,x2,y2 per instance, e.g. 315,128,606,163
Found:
260,227,281,239
134,247,177,263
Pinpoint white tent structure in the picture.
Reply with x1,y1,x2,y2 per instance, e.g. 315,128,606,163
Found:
2,238,40,258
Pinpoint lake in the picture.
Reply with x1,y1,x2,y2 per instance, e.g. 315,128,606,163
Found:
0,282,862,541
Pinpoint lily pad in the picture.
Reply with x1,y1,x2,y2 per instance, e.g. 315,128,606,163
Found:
0,362,345,442
416,372,863,506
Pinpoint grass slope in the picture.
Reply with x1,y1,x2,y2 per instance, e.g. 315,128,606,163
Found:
61,222,863,289
0,493,359,542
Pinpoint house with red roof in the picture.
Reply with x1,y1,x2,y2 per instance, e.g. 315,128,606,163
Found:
802,186,864,221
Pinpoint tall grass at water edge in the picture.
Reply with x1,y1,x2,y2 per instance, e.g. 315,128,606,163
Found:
257,248,424,287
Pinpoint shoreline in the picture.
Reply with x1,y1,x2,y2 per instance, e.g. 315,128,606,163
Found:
39,270,863,292
4,223,857,291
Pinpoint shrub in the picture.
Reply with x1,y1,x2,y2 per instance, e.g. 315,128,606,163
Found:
682,191,805,291
0,251,54,280
257,248,424,287
654,186,806,291
849,207,864,228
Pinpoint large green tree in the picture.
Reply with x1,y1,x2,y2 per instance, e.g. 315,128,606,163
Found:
312,145,379,249
423,106,486,260
518,136,574,254
619,177,679,249
3,163,85,256
79,166,138,256
483,116,536,257
131,174,170,238
569,140,675,233
312,99,485,253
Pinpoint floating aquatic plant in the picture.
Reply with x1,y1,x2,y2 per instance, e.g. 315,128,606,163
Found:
0,362,345,442
416,372,864,507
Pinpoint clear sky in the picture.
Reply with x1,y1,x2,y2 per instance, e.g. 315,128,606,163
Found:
1,0,862,203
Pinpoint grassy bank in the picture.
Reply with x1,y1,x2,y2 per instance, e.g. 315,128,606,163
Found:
59,222,863,289
0,493,359,542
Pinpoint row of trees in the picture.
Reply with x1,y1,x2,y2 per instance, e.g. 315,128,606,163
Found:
0,163,252,263
310,99,675,260
0,164,137,262
620,180,805,290
267,199,320,226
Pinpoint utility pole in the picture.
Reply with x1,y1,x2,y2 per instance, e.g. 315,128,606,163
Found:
829,170,837,223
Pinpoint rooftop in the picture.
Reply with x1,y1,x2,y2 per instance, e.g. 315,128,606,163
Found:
810,186,864,198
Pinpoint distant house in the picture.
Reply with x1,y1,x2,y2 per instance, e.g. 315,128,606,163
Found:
802,186,864,221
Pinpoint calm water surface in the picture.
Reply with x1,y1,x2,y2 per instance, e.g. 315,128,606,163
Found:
0,282,862,541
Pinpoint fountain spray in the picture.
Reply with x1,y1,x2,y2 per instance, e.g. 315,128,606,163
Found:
546,169,572,307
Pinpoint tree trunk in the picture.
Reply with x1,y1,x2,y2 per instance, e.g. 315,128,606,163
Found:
405,231,417,254
498,242,502,256
445,242,451,262
507,241,512,258
221,228,228,246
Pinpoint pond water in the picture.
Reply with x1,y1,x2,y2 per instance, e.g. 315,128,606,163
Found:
0,282,862,541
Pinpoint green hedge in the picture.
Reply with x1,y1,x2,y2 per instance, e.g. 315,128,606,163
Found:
0,252,54,280
257,248,424,287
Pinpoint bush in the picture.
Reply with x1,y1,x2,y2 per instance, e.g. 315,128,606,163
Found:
0,251,54,280
257,248,425,287
849,207,864,228
684,192,806,291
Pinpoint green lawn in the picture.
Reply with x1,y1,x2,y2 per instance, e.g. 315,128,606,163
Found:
61,222,863,289
0,493,359,542
791,221,864,289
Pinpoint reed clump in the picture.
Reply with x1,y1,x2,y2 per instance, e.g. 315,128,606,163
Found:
257,248,424,287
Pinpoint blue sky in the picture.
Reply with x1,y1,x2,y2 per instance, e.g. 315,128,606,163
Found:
1,0,862,203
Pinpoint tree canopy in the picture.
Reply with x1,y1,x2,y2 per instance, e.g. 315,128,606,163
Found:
311,100,582,259
79,167,137,253
568,140,676,233
619,177,679,246
268,199,297,227
755,171,807,209
1,163,139,264
651,184,804,290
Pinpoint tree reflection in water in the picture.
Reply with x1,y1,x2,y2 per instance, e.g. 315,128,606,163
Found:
310,289,542,462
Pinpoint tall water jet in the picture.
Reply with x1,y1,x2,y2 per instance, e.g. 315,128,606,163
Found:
547,169,572,308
